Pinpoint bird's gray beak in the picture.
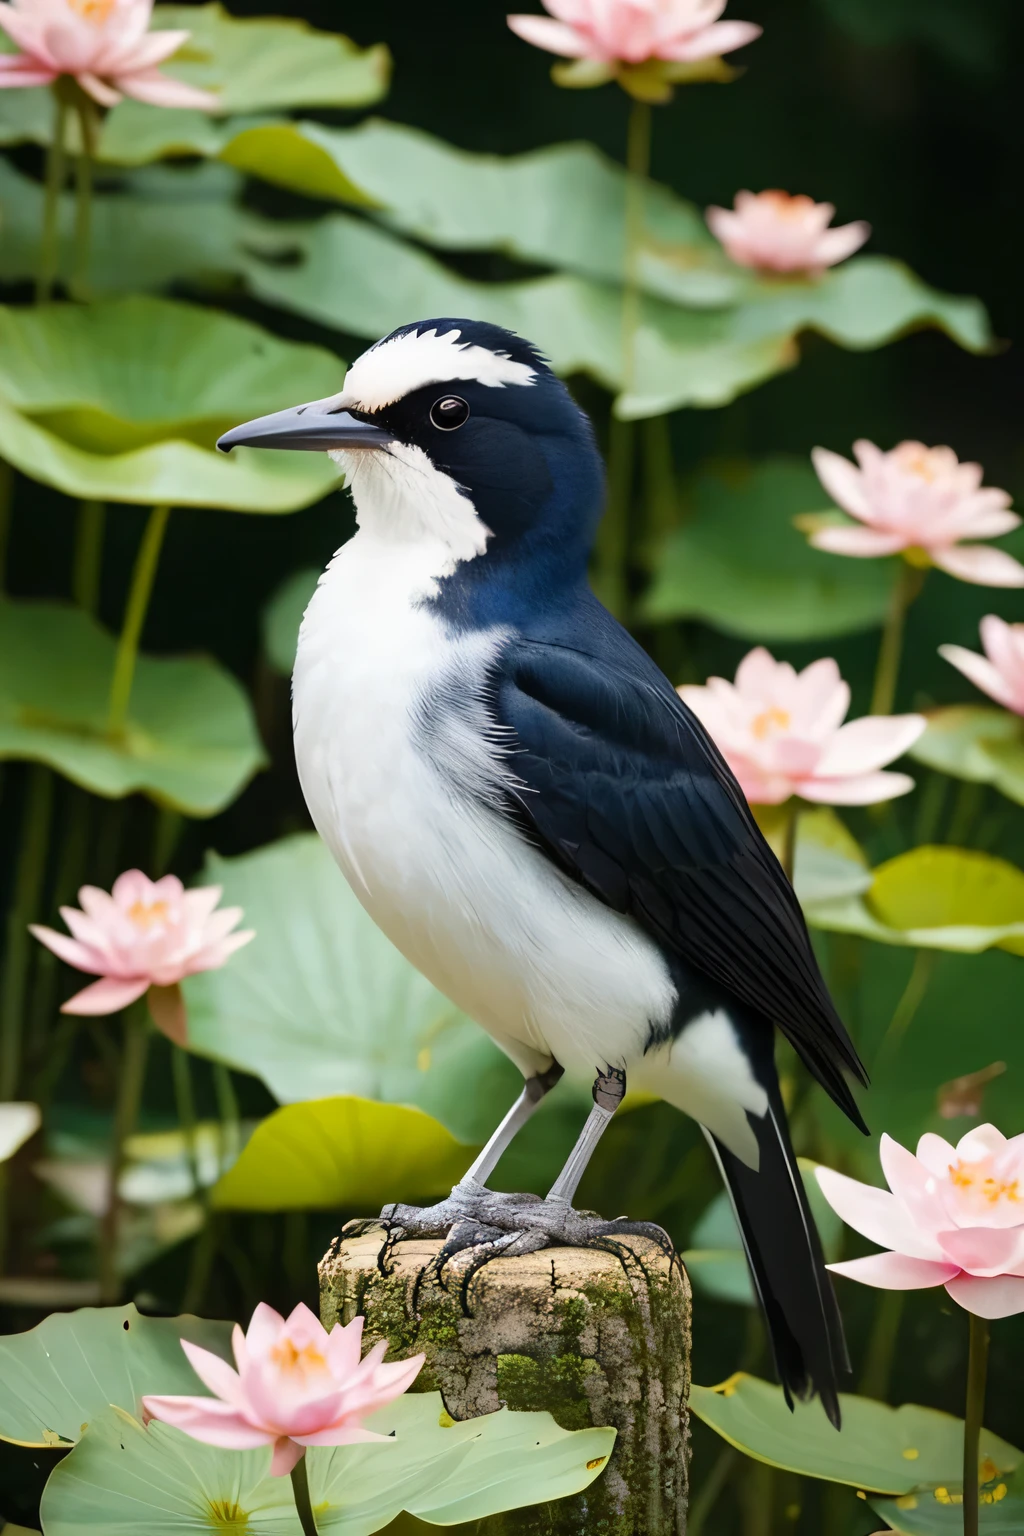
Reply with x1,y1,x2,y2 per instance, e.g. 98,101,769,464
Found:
216,403,395,454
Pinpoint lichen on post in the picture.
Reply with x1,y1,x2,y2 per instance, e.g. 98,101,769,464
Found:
319,1230,691,1535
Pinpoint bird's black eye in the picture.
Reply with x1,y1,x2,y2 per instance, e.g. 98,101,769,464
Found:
430,395,470,431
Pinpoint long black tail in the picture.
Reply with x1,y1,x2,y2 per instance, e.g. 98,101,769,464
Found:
705,1084,849,1428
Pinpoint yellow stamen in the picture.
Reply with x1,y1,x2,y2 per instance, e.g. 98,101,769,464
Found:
948,1160,1020,1204
270,1338,327,1374
69,0,117,22
751,706,791,740
127,899,170,930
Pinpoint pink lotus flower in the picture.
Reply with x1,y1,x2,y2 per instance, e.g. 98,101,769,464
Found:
678,648,925,805
0,0,219,110
30,870,252,1044
809,441,1024,587
705,190,870,274
817,1125,1024,1320
507,0,761,67
143,1302,425,1477
940,615,1024,716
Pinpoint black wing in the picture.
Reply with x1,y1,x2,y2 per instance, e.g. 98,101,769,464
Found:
491,638,868,1126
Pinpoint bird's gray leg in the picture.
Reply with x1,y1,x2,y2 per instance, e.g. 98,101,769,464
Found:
348,1062,564,1250
458,1060,565,1190
544,1066,625,1205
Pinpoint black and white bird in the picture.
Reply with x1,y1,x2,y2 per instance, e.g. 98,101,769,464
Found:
219,318,869,1425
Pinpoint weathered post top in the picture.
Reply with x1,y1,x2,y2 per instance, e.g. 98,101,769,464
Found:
320,1230,691,1535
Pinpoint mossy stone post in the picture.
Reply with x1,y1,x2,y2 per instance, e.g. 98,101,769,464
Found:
319,1230,691,1534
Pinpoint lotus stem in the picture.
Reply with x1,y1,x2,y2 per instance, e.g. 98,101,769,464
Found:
874,948,935,1068
173,1045,202,1198
781,801,800,885
0,765,54,1101
290,1452,319,1536
72,500,106,614
98,1002,150,1305
870,561,926,717
106,505,171,735
213,1061,241,1172
858,1289,905,1401
37,90,68,303
620,95,651,392
963,1312,990,1536
73,98,98,299
0,459,12,592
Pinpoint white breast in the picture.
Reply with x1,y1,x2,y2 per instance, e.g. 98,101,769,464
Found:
292,527,678,1084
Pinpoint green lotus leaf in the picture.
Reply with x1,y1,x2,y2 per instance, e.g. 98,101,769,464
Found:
807,846,1024,956
641,457,897,638
262,566,320,674
40,1394,615,1534
212,1097,477,1211
683,1160,842,1306
182,834,507,1142
690,1373,1021,1494
0,295,342,511
911,705,1024,807
871,1463,1024,1535
0,600,265,815
0,1304,232,1447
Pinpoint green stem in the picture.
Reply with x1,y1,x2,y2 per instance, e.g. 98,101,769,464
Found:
37,90,68,303
173,1045,202,1198
964,1313,990,1536
858,1289,906,1401
781,801,800,885
688,1446,738,1536
870,562,926,717
290,1454,319,1536
73,98,97,299
0,459,13,593
0,766,54,1100
213,1062,241,1173
98,1005,150,1305
593,415,634,618
72,500,105,614
106,506,171,734
875,949,935,1069
620,97,651,392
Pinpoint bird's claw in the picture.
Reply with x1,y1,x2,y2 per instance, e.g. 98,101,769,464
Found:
349,1182,675,1297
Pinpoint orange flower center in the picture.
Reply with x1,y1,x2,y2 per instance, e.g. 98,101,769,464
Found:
760,191,814,220
751,706,791,740
270,1337,327,1375
901,448,942,482
69,0,118,23
948,1159,1020,1206
127,899,170,930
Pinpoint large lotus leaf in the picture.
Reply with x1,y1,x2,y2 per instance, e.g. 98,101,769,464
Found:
262,566,321,674
690,1374,1021,1494
40,1394,614,1534
0,600,264,815
212,1097,476,1211
0,157,260,300
683,1160,842,1305
641,456,896,638
872,1464,1024,1535
0,1304,232,1447
0,295,341,511
182,835,506,1142
807,846,1024,956
911,706,1024,807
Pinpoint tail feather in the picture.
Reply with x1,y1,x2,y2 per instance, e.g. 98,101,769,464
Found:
704,1089,848,1428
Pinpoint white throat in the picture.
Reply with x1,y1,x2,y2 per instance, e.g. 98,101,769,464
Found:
332,441,492,580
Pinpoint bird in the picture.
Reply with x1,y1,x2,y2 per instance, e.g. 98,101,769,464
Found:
218,317,869,1426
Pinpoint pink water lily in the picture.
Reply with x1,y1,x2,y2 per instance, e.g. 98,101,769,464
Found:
809,441,1024,587
817,1125,1024,1320
143,1302,425,1477
0,0,218,109
30,870,252,1042
706,190,870,274
940,615,1024,716
507,0,761,66
678,648,925,806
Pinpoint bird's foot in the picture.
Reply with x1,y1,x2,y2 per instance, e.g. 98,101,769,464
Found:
342,1179,675,1301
